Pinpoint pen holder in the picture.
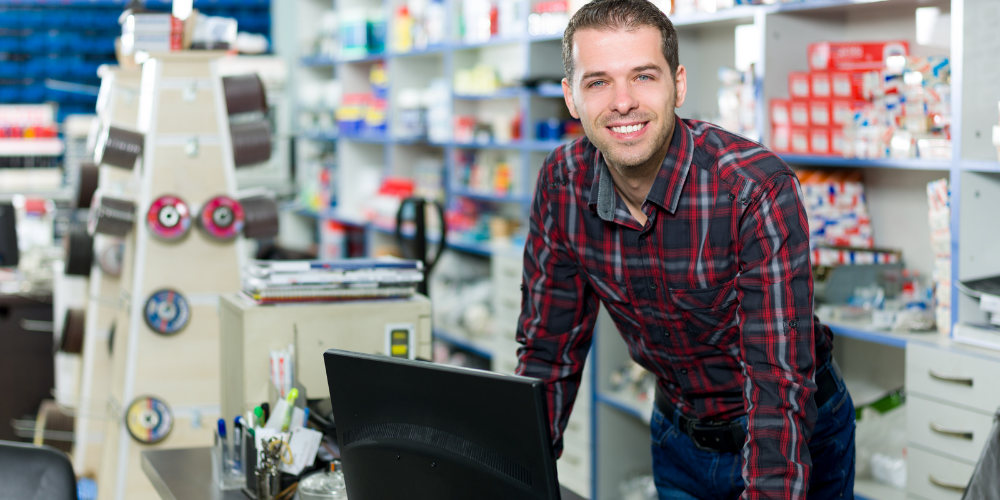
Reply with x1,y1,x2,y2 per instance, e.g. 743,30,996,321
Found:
213,433,245,490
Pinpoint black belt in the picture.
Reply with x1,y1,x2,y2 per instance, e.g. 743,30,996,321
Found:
655,363,841,454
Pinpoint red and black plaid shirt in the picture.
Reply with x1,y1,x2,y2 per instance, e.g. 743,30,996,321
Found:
516,117,833,499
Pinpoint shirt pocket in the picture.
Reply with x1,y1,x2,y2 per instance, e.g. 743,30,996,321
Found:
668,280,739,346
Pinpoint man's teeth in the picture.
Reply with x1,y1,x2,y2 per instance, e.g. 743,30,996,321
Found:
611,124,643,134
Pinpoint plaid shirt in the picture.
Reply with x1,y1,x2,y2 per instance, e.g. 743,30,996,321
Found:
516,117,833,499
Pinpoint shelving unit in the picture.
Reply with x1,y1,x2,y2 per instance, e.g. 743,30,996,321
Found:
276,0,1000,498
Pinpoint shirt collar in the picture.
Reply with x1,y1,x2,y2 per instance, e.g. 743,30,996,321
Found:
589,116,695,221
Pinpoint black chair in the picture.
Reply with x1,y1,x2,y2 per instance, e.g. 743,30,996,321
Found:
0,440,77,500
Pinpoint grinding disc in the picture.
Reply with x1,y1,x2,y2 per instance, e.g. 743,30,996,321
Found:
222,74,268,115
88,194,135,237
125,396,173,444
95,125,144,170
146,194,191,242
240,194,279,240
198,195,244,241
230,119,272,167
60,308,86,354
143,288,191,335
75,162,100,209
96,237,125,277
64,220,94,276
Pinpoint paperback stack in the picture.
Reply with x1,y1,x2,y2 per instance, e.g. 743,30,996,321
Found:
242,258,424,304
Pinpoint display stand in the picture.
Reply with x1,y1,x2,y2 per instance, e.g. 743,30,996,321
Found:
96,51,249,500
72,64,142,479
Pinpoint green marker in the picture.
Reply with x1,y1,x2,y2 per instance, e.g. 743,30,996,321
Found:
253,406,264,427
281,388,299,432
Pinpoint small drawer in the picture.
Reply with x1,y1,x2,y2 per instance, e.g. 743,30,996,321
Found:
906,342,1000,413
906,446,973,500
907,395,994,463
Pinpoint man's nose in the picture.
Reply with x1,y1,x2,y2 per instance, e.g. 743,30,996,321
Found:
610,83,639,115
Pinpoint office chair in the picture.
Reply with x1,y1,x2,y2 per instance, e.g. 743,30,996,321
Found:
0,440,77,500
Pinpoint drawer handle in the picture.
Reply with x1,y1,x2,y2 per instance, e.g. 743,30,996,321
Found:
928,474,967,493
928,370,973,387
929,422,974,441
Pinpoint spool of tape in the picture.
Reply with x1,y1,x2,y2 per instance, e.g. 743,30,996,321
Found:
88,194,135,237
198,195,244,241
60,308,86,354
230,119,272,167
96,237,125,277
95,125,144,170
143,289,191,335
64,220,94,276
240,194,279,240
222,74,268,115
125,396,173,445
146,195,191,241
75,162,100,209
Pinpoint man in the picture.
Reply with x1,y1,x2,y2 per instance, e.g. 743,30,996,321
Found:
515,0,856,498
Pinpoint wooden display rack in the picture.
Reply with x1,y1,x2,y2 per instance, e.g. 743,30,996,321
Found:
72,64,142,479
96,51,248,500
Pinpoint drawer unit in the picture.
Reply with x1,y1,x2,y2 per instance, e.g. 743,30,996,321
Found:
906,446,974,500
906,342,1000,413
907,396,994,463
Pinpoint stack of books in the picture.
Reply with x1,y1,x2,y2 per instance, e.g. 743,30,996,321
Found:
242,258,424,304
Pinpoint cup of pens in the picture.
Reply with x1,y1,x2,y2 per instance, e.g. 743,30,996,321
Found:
214,416,246,490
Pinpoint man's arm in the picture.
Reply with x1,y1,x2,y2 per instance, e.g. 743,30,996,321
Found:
515,165,599,457
735,172,818,500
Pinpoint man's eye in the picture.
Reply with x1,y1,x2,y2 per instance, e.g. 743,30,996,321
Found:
637,74,653,81
587,80,606,88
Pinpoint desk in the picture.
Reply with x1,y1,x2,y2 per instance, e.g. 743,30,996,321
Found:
141,447,588,500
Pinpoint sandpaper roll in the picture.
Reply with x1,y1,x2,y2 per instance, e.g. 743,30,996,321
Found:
230,119,272,167
222,74,268,115
240,194,280,240
88,194,135,237
64,220,94,276
97,125,144,170
75,162,100,209
60,308,85,354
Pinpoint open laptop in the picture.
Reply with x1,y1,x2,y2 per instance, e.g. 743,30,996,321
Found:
323,348,562,500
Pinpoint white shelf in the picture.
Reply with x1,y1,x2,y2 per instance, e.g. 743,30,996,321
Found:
0,139,63,157
855,479,905,500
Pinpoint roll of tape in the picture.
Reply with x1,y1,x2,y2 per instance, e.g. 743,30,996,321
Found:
222,74,268,115
230,119,272,167
240,194,279,239
146,194,192,242
198,195,245,241
75,162,100,209
64,220,94,276
88,194,135,237
96,125,144,170
61,308,86,354
125,396,173,445
143,288,191,335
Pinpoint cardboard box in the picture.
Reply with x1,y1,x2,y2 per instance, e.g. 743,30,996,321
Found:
790,127,810,154
770,99,790,127
789,71,811,99
810,72,832,99
771,126,791,153
807,40,909,72
809,128,831,155
790,100,810,127
809,100,831,127
830,128,845,156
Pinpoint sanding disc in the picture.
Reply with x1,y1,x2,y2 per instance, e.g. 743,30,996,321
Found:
88,194,135,237
125,396,173,444
240,194,279,240
75,162,100,209
230,119,272,167
143,288,191,335
146,195,191,241
96,237,125,277
222,74,268,115
198,195,244,241
95,125,144,170
60,308,86,354
64,220,94,276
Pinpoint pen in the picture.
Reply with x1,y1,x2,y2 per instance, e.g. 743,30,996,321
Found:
233,416,243,472
261,402,270,425
217,418,230,470
281,388,299,432
254,406,264,427
302,407,310,428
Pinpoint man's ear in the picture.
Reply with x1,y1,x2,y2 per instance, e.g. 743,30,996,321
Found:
674,65,687,108
562,78,580,119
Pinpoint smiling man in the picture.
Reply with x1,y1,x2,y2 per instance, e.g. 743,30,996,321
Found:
514,1,856,499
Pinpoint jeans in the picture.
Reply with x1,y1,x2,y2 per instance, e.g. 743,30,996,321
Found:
649,362,856,499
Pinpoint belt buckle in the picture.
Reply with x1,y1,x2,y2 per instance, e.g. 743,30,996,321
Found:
689,421,742,454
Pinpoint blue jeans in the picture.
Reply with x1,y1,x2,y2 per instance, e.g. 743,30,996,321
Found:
650,362,856,499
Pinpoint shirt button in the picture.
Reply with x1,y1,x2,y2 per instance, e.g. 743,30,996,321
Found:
649,282,657,290
789,320,799,328
662,330,670,339
679,368,688,374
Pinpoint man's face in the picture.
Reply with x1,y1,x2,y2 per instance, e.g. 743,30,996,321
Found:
562,26,687,173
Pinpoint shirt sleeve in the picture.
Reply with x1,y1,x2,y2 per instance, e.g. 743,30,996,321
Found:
735,172,818,500
515,163,599,457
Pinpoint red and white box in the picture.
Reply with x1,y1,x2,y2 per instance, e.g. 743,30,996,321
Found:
831,100,854,126
810,72,832,99
807,40,910,72
809,100,831,127
771,126,791,153
809,128,832,155
789,72,811,99
770,99,791,127
789,100,810,127
830,128,846,156
790,127,810,154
